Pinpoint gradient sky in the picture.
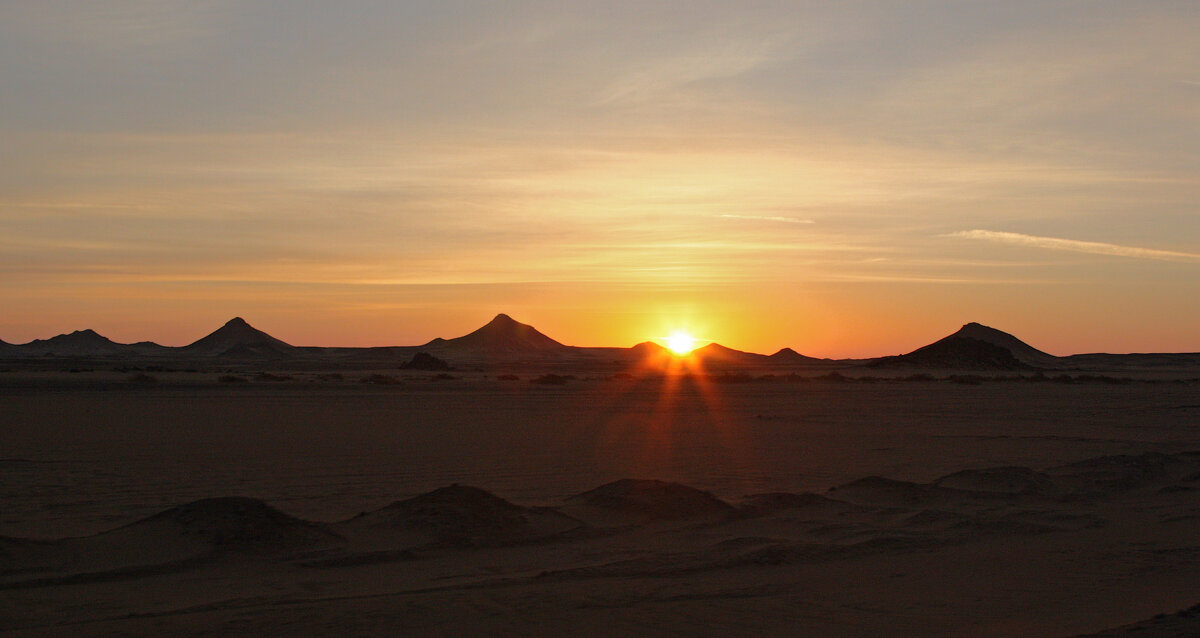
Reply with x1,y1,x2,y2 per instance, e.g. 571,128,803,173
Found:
2,1,1197,357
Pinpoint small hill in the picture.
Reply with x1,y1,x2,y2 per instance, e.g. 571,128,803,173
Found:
768,347,824,364
952,322,1055,364
400,351,453,371
347,484,582,546
183,317,295,358
871,337,1031,370
692,342,767,364
422,314,567,355
19,329,129,357
870,323,1050,370
126,497,344,554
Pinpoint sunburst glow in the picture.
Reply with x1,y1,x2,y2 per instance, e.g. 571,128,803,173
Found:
664,331,697,355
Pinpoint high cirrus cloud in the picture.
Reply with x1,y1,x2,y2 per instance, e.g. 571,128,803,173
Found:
949,230,1200,263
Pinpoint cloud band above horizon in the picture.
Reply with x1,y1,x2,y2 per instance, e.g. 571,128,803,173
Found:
948,230,1200,264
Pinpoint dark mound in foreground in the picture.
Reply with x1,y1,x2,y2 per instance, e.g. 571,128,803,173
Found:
400,351,453,370
349,485,582,546
131,497,344,553
566,479,735,521
1047,451,1200,493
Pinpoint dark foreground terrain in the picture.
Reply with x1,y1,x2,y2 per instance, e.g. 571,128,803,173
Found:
2,370,1199,636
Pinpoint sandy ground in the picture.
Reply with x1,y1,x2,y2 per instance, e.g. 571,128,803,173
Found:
2,372,1199,636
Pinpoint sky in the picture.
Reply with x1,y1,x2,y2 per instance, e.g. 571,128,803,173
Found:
1,1,1197,357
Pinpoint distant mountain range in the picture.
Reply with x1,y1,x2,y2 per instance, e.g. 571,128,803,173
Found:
2,315,1198,371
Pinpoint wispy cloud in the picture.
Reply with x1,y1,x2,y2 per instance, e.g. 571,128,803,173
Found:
949,230,1200,263
718,214,815,224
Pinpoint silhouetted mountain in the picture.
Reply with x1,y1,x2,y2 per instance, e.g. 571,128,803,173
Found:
183,317,295,358
693,342,767,364
19,329,129,357
768,347,824,363
868,323,1055,370
950,322,1055,364
422,314,566,355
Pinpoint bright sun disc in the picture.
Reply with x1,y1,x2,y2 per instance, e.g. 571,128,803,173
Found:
665,331,697,355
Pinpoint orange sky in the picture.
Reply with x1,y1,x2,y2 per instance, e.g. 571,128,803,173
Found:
1,3,1197,357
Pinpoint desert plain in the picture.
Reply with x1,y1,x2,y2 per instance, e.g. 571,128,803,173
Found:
2,359,1199,637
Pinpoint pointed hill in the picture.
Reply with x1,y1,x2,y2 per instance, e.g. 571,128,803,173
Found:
870,323,1053,370
183,317,295,358
421,314,567,355
768,347,825,364
951,322,1054,364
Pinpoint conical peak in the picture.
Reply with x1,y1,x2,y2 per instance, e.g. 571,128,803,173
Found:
224,317,251,328
53,329,111,343
486,313,517,326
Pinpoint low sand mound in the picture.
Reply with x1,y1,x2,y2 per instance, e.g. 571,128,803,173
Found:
347,485,583,546
125,497,344,554
1048,451,1200,493
1,498,343,589
563,479,735,526
933,466,1061,496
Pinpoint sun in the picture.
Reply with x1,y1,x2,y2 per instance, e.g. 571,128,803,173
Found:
664,331,697,355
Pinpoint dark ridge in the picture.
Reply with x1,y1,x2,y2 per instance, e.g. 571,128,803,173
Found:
18,329,128,356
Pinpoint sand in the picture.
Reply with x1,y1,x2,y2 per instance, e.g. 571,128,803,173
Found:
2,372,1199,636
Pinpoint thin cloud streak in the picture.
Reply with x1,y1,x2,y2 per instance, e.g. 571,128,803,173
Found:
950,230,1200,263
718,214,815,224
